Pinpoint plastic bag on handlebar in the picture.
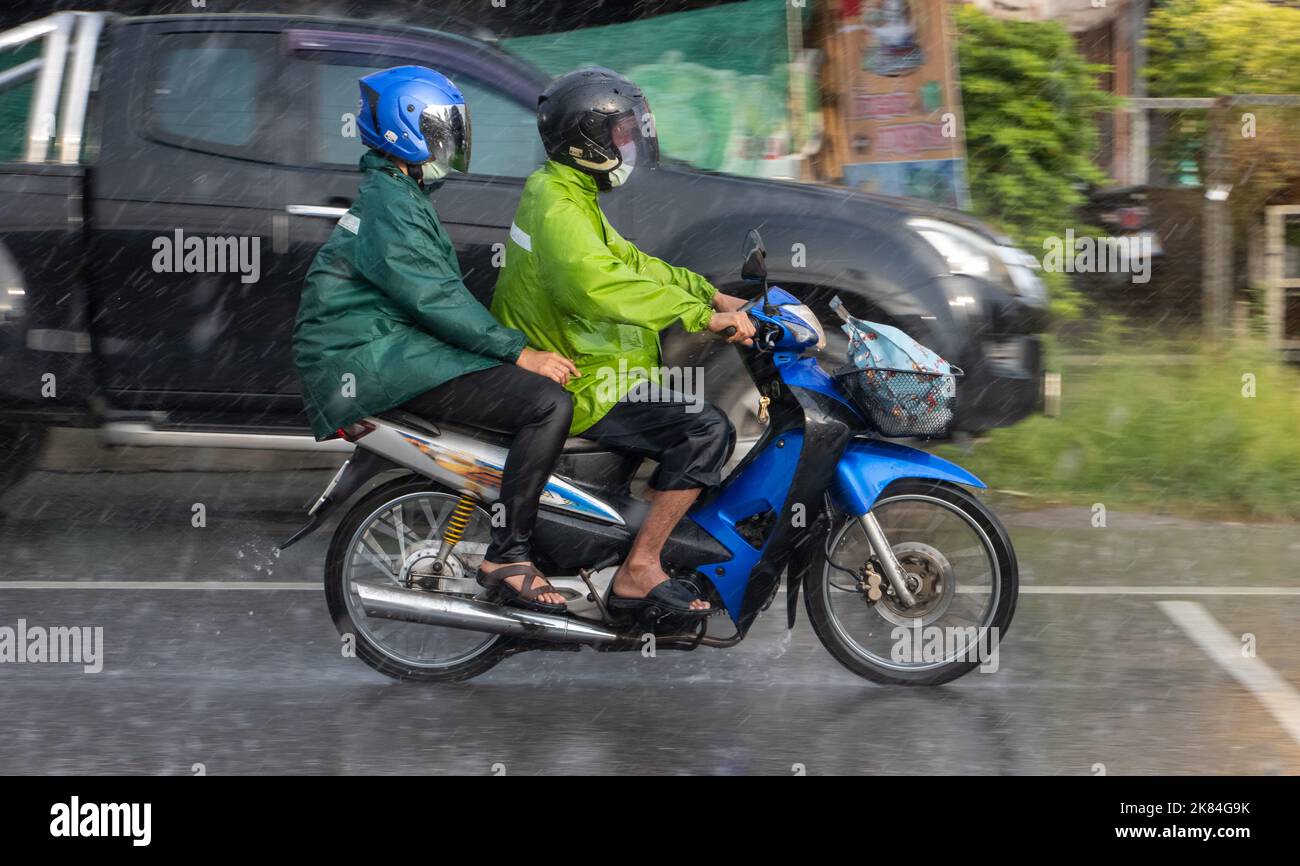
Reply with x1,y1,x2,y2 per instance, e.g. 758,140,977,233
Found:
831,296,961,438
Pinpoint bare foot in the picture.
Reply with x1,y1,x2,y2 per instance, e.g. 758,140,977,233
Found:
479,560,564,606
612,559,710,611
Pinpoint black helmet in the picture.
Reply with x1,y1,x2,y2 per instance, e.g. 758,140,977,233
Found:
537,67,659,190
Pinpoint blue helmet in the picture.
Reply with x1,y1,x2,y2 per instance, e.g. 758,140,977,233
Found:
358,66,471,179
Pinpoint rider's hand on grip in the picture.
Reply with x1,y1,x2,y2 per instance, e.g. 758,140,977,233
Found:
516,347,580,385
709,311,755,346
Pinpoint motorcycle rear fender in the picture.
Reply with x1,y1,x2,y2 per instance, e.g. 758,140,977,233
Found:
831,438,986,516
277,447,402,551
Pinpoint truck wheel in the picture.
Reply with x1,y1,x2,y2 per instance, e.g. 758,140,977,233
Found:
0,424,48,497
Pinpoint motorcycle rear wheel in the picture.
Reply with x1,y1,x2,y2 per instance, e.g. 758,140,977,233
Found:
324,476,506,683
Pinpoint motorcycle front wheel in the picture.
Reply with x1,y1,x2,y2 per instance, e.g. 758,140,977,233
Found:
805,479,1018,686
324,476,506,683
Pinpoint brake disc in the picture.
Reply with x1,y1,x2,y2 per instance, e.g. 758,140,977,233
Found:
867,541,956,627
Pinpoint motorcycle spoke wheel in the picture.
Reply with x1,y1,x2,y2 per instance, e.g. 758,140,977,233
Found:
805,480,1017,685
336,487,500,673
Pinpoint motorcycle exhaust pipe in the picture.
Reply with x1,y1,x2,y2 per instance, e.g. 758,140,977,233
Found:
352,582,622,646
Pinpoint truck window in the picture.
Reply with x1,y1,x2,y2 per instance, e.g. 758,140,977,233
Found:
313,59,543,177
147,33,277,158
0,43,39,162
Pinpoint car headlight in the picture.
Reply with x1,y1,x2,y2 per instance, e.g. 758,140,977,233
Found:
780,303,825,350
996,246,1048,307
909,218,1048,307
909,218,1009,281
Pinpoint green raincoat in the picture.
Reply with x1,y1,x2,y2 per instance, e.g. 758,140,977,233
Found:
491,161,716,435
294,151,527,439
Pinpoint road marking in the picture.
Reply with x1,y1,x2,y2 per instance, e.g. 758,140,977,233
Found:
1159,600,1300,747
1018,585,1300,596
0,581,320,590
1,581,1299,596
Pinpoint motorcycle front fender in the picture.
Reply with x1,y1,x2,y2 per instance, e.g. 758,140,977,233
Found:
831,438,986,516
784,439,983,630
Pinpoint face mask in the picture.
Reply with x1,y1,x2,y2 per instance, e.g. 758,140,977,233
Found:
409,160,449,191
606,141,638,188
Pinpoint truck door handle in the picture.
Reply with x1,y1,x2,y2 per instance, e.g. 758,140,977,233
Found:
287,205,348,218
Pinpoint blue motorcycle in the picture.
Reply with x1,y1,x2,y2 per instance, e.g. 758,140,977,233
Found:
282,230,1018,685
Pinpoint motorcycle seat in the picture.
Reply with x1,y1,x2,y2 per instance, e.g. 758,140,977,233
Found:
374,411,608,455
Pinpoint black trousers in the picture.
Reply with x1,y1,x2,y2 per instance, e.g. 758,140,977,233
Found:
580,384,735,491
401,364,573,563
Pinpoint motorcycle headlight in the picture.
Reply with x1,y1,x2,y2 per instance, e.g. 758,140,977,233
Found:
780,303,825,350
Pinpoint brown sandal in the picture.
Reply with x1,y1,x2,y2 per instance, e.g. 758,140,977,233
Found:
477,563,566,613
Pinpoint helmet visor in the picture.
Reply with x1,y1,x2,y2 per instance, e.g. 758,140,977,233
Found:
419,102,471,175
607,99,658,171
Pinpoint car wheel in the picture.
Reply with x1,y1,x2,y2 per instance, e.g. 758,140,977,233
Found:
0,423,48,497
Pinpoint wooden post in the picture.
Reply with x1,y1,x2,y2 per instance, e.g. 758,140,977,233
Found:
1202,97,1231,336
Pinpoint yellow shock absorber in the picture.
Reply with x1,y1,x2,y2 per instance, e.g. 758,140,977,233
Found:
431,495,477,576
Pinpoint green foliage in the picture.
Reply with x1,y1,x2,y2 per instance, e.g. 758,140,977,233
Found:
1145,0,1300,209
955,6,1115,317
935,334,1300,521
1146,0,1300,97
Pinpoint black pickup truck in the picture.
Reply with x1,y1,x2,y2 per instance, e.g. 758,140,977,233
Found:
0,10,1048,495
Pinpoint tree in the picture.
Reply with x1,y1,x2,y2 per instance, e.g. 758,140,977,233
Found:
1145,0,1300,226
1145,0,1300,98
955,6,1114,315
956,5,1113,247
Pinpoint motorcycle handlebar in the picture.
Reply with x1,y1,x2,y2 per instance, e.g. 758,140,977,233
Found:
719,314,782,349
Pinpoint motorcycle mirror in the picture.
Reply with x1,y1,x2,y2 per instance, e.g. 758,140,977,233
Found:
741,230,767,281
741,229,773,312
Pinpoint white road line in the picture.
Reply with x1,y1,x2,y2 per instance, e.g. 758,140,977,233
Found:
0,581,1298,596
1018,586,1300,596
0,581,319,590
1158,600,1300,747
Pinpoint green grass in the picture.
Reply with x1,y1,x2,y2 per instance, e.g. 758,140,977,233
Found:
934,337,1300,521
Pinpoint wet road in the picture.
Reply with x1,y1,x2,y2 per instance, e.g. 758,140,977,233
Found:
1,453,1298,775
